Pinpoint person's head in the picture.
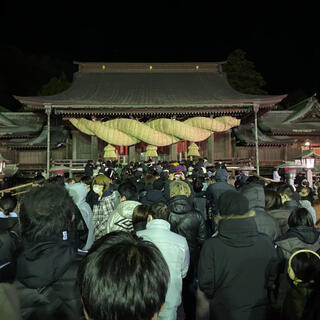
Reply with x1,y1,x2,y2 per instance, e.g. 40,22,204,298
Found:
299,187,311,200
147,202,168,221
288,207,314,228
118,182,138,201
132,204,150,226
19,184,76,242
264,189,282,211
217,190,250,217
288,250,320,288
66,177,76,185
0,195,17,216
278,184,295,204
92,175,110,196
193,178,204,193
144,173,156,186
45,175,65,187
169,180,191,198
81,175,93,186
213,168,228,182
78,231,169,320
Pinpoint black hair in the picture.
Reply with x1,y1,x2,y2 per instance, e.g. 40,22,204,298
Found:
288,207,314,228
291,251,320,287
19,184,76,241
118,182,138,201
81,175,92,185
148,202,168,221
264,189,282,211
193,178,204,193
277,184,295,199
0,195,17,216
78,231,169,320
45,175,65,187
132,204,150,225
144,173,156,186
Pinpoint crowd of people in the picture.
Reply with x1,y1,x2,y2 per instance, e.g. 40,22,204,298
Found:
1,157,320,320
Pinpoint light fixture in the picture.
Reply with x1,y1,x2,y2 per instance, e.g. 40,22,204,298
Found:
102,65,106,70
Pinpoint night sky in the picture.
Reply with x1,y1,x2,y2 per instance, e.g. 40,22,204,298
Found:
1,1,319,109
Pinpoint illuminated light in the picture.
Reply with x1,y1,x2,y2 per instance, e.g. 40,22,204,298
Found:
196,65,199,70
102,65,106,70
149,65,153,70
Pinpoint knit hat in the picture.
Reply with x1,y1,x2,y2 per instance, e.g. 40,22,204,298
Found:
218,190,249,216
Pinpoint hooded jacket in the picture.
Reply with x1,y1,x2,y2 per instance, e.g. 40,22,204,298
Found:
205,169,235,213
240,183,280,240
105,200,141,234
68,183,94,250
268,200,299,235
15,237,83,320
276,226,320,260
198,214,278,320
167,195,207,264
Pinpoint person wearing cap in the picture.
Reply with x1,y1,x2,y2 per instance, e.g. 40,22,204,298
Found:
198,190,279,320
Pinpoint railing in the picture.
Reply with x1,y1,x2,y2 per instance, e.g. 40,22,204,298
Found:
0,182,39,197
50,159,89,177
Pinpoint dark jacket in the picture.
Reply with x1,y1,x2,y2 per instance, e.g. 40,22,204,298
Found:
193,191,207,221
276,226,320,260
198,215,278,320
206,169,235,214
167,195,207,264
84,163,94,177
139,189,167,206
240,183,280,240
268,200,300,235
15,238,83,320
272,226,320,315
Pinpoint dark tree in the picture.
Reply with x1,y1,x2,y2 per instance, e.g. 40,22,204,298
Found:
223,49,267,95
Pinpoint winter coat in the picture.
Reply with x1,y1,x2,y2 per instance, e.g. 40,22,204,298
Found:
273,226,320,315
240,182,280,240
193,191,208,221
198,214,278,320
15,238,83,320
105,200,141,234
205,169,235,214
139,189,166,206
299,200,317,224
0,283,21,320
268,200,299,235
137,219,189,317
84,163,94,177
68,182,94,250
167,195,207,265
275,226,320,260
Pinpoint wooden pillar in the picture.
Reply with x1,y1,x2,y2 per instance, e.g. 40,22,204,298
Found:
65,137,70,159
45,105,52,178
129,145,136,162
253,104,260,175
284,145,288,161
170,143,178,161
227,130,233,158
90,135,98,161
71,130,79,160
207,133,214,164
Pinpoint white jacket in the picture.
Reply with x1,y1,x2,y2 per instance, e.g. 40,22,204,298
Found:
138,219,190,315
106,200,140,234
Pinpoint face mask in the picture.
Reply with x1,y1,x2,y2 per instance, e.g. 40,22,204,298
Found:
93,185,104,196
